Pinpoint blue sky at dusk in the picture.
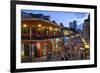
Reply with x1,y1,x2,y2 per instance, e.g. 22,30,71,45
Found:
22,9,89,28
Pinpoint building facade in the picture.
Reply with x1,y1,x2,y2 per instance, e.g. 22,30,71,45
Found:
21,12,64,62
82,15,90,44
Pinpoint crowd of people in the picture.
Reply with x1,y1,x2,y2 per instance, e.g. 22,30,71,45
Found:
46,35,89,61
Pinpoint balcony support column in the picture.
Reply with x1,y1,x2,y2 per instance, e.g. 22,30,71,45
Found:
29,26,32,61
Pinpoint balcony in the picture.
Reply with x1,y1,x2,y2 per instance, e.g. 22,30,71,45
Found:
21,32,64,40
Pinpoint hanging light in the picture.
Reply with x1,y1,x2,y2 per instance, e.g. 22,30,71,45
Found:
23,24,27,28
49,26,53,31
38,24,42,27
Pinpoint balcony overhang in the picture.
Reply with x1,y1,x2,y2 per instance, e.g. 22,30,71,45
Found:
21,18,62,29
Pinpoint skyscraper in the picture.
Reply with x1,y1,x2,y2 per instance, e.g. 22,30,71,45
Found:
73,20,77,30
69,22,73,29
69,20,77,31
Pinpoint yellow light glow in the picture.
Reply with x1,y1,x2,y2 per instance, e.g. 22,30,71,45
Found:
85,44,90,48
80,47,83,50
82,38,85,43
23,24,27,28
21,51,24,56
38,24,42,27
58,29,60,31
55,28,58,31
49,27,53,30
64,30,70,35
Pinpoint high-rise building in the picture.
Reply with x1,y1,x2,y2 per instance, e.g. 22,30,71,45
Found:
69,22,73,29
69,20,77,31
73,20,77,30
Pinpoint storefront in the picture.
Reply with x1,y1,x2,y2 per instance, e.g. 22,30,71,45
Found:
21,40,53,58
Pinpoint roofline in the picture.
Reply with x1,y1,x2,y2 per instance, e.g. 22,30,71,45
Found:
22,18,62,28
